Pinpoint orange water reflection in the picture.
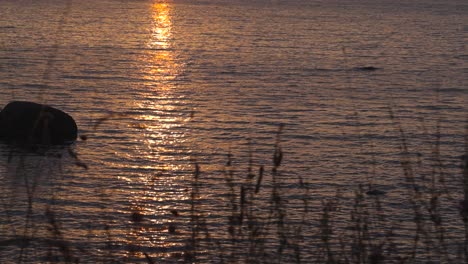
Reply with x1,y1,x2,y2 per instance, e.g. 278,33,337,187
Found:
144,2,182,82
150,3,171,49
136,1,187,169
124,2,190,260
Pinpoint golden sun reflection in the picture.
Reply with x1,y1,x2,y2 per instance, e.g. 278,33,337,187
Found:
150,3,171,49
123,3,190,259
144,2,182,82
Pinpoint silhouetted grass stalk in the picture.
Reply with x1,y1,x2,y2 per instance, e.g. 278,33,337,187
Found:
3,117,467,263
462,120,468,263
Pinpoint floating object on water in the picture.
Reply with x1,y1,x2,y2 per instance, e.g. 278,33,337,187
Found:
366,189,386,196
0,101,78,144
354,66,380,71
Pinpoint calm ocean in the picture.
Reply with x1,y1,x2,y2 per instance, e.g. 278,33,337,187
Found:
0,0,467,262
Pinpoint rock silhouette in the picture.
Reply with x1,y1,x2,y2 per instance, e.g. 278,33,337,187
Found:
0,101,78,144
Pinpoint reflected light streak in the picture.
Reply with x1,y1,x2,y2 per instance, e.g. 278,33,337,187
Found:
136,1,185,167
123,3,191,259
150,3,171,49
144,2,182,82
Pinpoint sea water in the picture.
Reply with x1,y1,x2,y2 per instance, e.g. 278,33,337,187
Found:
0,0,466,262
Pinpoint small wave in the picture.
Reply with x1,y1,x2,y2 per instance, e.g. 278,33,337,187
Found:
62,74,135,82
62,75,116,80
415,104,464,111
432,87,466,93
303,67,344,73
302,66,381,73
23,83,50,89
0,26,15,30
455,54,468,59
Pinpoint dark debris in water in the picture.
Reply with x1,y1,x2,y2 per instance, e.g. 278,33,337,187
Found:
168,224,176,234
131,212,144,222
366,189,386,196
354,66,381,71
170,210,179,217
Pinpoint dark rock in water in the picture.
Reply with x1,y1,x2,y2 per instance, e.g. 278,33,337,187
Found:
0,101,77,144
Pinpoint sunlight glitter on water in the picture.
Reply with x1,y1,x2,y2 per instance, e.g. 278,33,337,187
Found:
143,2,182,82
150,3,172,49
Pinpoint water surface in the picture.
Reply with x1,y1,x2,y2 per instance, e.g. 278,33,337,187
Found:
0,0,467,262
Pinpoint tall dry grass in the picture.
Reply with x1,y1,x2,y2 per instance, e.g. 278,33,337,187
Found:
0,115,467,263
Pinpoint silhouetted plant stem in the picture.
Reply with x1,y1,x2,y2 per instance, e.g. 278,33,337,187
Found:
187,162,200,262
462,121,468,263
